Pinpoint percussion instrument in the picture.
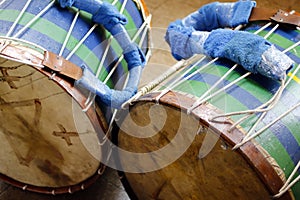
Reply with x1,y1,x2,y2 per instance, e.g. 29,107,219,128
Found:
0,0,150,194
114,10,300,200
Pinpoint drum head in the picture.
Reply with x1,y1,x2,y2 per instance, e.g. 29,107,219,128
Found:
0,52,103,189
117,102,268,199
0,0,151,194
115,92,293,200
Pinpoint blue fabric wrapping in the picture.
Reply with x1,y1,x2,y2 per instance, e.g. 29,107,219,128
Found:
124,44,147,69
56,0,75,8
68,0,145,69
57,0,147,108
92,2,128,31
75,65,112,106
204,29,294,80
109,23,127,36
181,1,256,31
112,25,133,49
73,0,102,14
165,20,209,60
57,0,128,33
258,45,294,80
166,24,294,80
76,66,142,109
57,0,141,64
112,25,146,69
110,67,142,108
204,29,270,73
165,1,295,80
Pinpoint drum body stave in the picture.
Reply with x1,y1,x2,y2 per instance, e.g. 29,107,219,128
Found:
115,20,300,199
0,0,150,194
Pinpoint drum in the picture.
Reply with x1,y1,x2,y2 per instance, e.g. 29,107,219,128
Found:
114,11,300,200
0,0,150,194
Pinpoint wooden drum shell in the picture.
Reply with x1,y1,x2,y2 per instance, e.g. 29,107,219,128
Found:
114,20,300,200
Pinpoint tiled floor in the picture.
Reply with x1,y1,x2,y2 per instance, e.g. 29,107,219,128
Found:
0,0,299,199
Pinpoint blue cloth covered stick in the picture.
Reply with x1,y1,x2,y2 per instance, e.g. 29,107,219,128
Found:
204,29,293,80
56,0,145,70
56,0,146,108
165,1,294,80
76,65,142,109
181,1,256,31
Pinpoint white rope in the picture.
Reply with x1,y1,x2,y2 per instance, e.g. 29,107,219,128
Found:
155,56,215,103
13,0,55,38
99,73,129,146
230,63,300,147
264,23,279,39
284,40,300,54
95,37,112,78
112,0,119,6
211,76,286,122
121,59,187,108
231,78,286,149
206,23,284,123
119,0,128,13
101,15,152,132
103,14,152,84
234,100,300,149
253,22,272,35
234,100,300,150
84,92,94,107
98,108,118,146
189,72,251,113
274,161,300,198
0,0,6,7
82,94,95,112
59,10,80,56
83,0,129,109
229,63,300,133
6,0,32,37
187,22,273,113
229,59,299,134
138,15,151,48
83,0,151,112
230,82,300,199
187,64,238,113
66,24,98,60
94,0,128,79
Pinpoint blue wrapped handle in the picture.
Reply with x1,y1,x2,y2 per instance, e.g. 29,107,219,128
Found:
165,1,294,80
181,1,256,31
57,0,146,108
